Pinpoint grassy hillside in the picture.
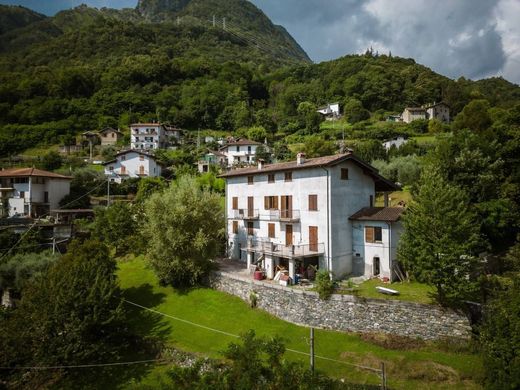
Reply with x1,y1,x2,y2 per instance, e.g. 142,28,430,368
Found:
109,257,483,389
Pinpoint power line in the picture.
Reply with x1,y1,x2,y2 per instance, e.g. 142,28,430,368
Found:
123,299,382,374
0,358,170,370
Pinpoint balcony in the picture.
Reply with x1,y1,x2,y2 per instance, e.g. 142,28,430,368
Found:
247,238,324,259
267,209,300,222
230,209,259,220
135,170,149,176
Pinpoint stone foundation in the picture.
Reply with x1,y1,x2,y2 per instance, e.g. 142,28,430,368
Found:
210,271,471,340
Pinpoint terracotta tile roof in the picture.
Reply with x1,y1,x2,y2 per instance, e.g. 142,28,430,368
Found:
0,168,72,179
99,127,123,135
219,153,399,192
349,207,405,222
130,123,163,127
103,149,160,165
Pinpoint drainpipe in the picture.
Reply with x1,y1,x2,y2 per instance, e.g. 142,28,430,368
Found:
321,167,331,276
387,222,392,281
28,176,32,218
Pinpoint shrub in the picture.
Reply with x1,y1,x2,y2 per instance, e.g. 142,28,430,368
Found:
315,270,335,300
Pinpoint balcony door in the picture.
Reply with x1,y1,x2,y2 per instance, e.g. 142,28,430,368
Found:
247,196,254,217
280,195,293,219
309,226,318,252
285,224,293,246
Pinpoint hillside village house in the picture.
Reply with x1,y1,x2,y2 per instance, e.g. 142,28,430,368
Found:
197,150,227,173
219,138,262,166
425,102,450,123
221,152,403,282
130,122,183,150
103,150,162,183
382,136,408,150
99,127,124,146
317,102,341,119
401,102,450,123
0,168,71,218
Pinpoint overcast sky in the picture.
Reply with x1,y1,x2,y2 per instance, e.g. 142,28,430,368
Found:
2,0,519,84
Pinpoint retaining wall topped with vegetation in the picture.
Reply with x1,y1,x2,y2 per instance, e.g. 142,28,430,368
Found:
210,271,472,340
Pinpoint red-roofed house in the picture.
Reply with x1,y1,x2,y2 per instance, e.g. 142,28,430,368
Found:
0,168,72,218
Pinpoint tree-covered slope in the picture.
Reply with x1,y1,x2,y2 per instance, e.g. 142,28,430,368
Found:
0,5,46,35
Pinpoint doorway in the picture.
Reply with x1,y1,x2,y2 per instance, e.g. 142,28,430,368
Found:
285,224,293,246
373,257,380,276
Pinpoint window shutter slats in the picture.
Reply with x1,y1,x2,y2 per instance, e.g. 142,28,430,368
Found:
365,227,375,243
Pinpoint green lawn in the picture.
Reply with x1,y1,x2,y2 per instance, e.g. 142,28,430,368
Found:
411,135,437,145
108,257,482,389
349,279,436,305
375,190,412,207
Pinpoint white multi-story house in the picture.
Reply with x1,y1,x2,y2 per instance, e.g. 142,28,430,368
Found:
103,150,162,183
221,152,402,282
0,168,71,218
219,139,262,166
130,123,183,150
130,123,167,150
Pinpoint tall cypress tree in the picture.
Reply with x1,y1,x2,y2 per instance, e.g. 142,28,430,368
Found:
398,168,484,305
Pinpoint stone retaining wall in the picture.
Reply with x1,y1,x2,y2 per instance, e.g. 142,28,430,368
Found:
210,271,471,340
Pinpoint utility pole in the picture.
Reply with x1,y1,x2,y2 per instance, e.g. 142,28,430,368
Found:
223,17,226,31
52,236,56,254
212,14,216,27
107,177,110,207
381,362,387,390
310,327,315,373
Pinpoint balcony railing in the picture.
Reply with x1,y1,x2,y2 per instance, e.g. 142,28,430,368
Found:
135,171,149,176
230,209,259,220
267,209,300,222
246,238,324,258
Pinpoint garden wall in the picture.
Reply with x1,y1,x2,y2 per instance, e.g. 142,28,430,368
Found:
210,271,472,340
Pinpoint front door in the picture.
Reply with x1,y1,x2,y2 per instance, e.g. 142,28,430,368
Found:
139,165,145,175
286,224,293,246
309,226,318,252
248,196,254,217
373,257,380,276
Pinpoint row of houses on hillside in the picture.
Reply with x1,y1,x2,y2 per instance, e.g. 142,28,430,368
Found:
197,138,264,173
220,152,405,283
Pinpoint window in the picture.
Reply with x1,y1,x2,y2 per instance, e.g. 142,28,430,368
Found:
248,146,251,153
232,197,238,210
369,195,374,207
236,146,240,152
111,133,115,138
308,194,318,211
341,168,349,180
264,196,278,210
365,226,382,243
139,155,144,161
109,166,114,171
247,221,254,236
44,191,49,203
232,221,238,234
19,191,25,199
121,155,126,161
268,174,275,183
268,223,275,238
284,171,292,182
247,176,254,185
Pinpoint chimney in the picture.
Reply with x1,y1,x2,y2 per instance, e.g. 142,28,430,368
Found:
257,159,264,170
297,152,306,166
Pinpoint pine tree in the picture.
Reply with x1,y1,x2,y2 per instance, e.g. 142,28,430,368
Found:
398,168,484,305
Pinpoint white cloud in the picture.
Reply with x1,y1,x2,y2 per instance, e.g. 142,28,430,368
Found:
494,0,520,84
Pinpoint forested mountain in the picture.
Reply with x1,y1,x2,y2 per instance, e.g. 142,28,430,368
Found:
0,4,45,35
0,2,519,157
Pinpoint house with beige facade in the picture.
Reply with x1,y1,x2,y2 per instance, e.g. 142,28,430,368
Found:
99,127,124,146
221,152,403,282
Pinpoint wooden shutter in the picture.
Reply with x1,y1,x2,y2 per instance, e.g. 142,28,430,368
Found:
309,226,318,251
309,194,317,211
285,224,293,245
247,221,254,236
232,197,238,210
232,221,238,234
268,223,275,238
264,196,269,210
365,226,375,243
341,168,349,180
